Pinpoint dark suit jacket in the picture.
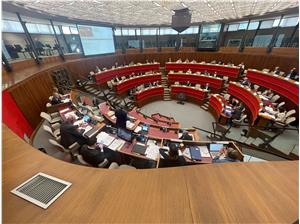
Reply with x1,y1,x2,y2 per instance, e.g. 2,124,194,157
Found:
159,150,186,168
60,122,87,148
79,145,105,167
115,109,127,129
231,108,242,120
51,96,62,105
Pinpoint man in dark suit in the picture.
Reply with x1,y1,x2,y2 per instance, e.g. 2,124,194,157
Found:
180,131,193,140
51,92,62,105
159,143,186,168
231,106,242,120
60,116,88,149
115,107,128,129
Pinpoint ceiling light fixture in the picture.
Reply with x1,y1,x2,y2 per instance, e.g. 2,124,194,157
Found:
181,2,187,8
152,1,161,7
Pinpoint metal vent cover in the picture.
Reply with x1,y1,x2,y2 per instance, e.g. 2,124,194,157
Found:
11,172,72,209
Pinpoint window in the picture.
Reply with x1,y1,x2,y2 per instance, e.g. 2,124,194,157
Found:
26,23,53,34
280,16,299,27
252,35,273,47
273,19,280,27
260,20,274,29
136,29,141,36
160,27,177,35
248,21,259,30
181,26,199,34
275,34,284,47
141,28,158,35
70,27,79,34
2,20,24,33
114,28,122,36
54,25,61,34
62,26,71,34
228,24,239,31
202,24,221,33
238,22,248,30
227,39,241,47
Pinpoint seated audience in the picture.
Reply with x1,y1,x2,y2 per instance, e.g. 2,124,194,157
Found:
186,81,192,86
213,146,240,163
240,77,251,87
159,143,186,168
186,69,192,74
180,131,193,141
263,89,274,100
176,58,182,63
273,66,281,75
51,92,62,105
286,68,298,80
231,105,242,120
60,116,88,149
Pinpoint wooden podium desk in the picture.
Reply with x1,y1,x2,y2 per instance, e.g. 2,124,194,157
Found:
165,62,240,78
95,63,160,84
3,125,298,223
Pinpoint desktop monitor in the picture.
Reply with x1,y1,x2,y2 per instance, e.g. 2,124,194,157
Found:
209,143,224,152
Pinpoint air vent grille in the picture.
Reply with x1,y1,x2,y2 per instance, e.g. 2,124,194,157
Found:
11,172,72,209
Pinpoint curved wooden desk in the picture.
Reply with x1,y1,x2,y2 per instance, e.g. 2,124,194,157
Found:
227,82,262,125
3,125,298,223
165,62,240,78
208,94,230,124
114,73,161,95
247,69,299,106
134,86,164,107
168,72,223,92
95,63,160,84
170,85,208,105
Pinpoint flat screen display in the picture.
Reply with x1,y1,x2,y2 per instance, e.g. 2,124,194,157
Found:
78,25,115,56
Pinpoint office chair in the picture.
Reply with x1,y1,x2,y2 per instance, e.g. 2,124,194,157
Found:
40,112,61,130
43,125,61,141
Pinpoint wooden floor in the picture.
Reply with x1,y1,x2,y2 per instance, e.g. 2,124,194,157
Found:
3,125,299,223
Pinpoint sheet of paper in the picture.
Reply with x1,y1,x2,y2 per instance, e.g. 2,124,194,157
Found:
60,108,69,113
134,126,142,133
182,148,191,159
107,111,115,116
145,145,160,160
108,138,125,151
96,132,115,146
111,115,116,120
199,146,211,157
126,121,135,129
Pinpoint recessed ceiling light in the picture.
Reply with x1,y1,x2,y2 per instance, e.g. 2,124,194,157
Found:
181,2,187,8
152,1,161,7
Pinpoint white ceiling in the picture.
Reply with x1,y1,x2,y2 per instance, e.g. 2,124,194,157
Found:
5,0,299,26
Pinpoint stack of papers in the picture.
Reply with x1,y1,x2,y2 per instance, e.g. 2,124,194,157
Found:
107,111,115,116
134,126,142,133
126,121,135,129
96,132,115,146
145,145,160,160
199,146,211,158
108,139,125,151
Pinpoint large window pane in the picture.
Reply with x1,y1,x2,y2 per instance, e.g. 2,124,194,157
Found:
70,27,79,34
202,24,221,33
160,27,177,35
260,20,274,29
238,22,248,30
228,24,239,31
141,28,158,35
114,28,122,36
280,16,299,27
2,20,24,33
248,21,259,30
62,26,71,34
252,35,273,47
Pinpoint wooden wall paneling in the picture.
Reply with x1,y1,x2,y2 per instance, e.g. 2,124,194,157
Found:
8,71,54,128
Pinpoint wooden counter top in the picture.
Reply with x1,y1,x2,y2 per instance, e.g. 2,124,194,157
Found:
3,125,298,223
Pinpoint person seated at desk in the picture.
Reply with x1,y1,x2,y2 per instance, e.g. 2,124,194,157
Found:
191,60,197,63
263,89,274,100
275,107,286,122
115,107,128,129
213,72,217,77
213,146,240,163
238,62,245,75
273,66,281,75
152,81,158,86
229,97,239,107
204,70,208,76
186,69,192,74
184,59,189,63
60,116,88,149
159,143,186,168
51,92,62,105
79,144,120,167
205,83,210,91
180,130,193,140
176,58,182,63
186,81,192,86
240,77,251,87
286,68,298,80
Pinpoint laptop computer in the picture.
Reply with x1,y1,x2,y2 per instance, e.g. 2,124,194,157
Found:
132,143,147,155
117,128,133,142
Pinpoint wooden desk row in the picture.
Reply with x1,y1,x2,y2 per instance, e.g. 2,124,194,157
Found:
170,85,209,105
227,82,262,125
113,73,162,95
95,63,160,84
165,62,240,78
168,72,224,92
247,69,299,106
208,94,230,125
5,125,298,224
133,86,164,107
